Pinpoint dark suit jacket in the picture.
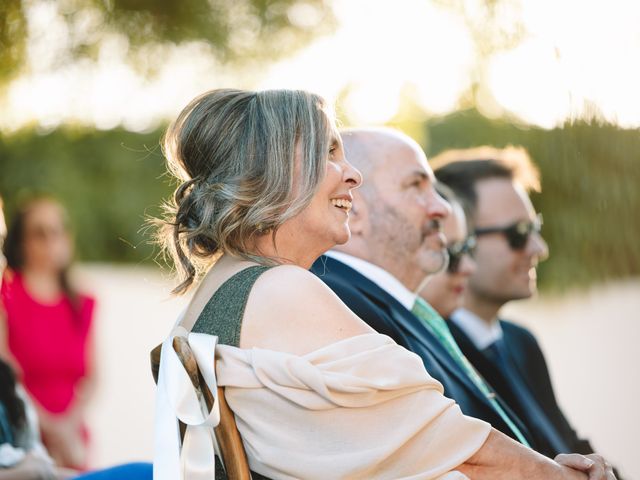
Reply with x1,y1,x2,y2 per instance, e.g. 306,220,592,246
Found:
448,318,595,458
311,255,535,447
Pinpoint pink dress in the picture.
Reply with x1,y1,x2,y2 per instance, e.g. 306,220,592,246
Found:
0,271,94,418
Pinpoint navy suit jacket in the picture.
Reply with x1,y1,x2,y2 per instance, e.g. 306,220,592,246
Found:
311,255,535,447
448,318,595,458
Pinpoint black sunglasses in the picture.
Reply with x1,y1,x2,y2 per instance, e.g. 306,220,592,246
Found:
474,213,543,250
447,235,476,273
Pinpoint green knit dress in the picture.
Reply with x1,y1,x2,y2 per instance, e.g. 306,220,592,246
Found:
191,265,272,480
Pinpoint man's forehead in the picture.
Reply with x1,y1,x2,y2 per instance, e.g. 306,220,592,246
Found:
377,142,433,180
474,177,535,224
341,128,433,186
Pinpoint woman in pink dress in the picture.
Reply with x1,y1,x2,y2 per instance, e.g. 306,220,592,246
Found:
0,197,95,470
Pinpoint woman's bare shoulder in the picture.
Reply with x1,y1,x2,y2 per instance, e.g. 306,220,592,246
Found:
240,264,373,355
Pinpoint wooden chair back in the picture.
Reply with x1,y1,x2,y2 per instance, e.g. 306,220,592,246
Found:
150,338,251,480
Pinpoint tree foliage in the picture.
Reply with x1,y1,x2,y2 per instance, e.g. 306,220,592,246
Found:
0,0,335,83
0,0,26,84
0,127,171,264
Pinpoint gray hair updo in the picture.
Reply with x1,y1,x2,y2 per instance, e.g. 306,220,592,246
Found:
157,88,337,294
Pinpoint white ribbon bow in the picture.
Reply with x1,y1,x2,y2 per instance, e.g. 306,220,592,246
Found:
154,326,222,480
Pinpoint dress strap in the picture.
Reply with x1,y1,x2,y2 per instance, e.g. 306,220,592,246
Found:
192,266,271,346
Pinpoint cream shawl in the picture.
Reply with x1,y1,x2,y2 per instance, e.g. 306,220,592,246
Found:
154,330,491,480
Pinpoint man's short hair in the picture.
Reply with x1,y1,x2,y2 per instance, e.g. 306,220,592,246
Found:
430,146,540,215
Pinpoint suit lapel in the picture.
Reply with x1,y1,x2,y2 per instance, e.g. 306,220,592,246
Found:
314,256,536,445
452,318,568,454
345,267,505,413
499,321,540,397
387,303,483,390
446,319,537,446
449,320,516,400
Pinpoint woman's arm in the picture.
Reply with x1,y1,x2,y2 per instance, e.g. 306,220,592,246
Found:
67,319,98,426
457,428,594,480
39,300,96,469
32,406,85,470
0,310,20,376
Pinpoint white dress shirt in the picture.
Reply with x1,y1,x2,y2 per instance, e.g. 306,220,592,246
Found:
450,308,503,350
324,251,417,311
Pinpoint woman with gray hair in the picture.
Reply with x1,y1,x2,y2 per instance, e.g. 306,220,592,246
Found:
153,89,609,480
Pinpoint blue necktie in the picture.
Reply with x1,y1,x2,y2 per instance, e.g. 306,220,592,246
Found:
485,338,567,453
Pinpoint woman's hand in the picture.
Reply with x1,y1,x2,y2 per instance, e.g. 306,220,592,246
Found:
40,417,85,469
556,453,616,480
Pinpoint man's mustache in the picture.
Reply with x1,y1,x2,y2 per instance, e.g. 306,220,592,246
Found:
422,219,443,237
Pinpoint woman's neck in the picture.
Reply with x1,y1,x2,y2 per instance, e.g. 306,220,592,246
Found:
251,232,324,270
22,268,63,302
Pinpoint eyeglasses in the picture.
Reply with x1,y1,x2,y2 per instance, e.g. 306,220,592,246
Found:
447,235,476,273
474,213,543,250
25,225,67,241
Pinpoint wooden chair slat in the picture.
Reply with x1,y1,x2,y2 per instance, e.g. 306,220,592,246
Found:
150,339,252,480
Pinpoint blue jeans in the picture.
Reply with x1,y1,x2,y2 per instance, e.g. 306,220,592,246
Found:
72,462,152,479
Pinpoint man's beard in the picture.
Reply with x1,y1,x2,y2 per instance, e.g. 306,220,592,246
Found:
369,203,448,281
420,218,449,274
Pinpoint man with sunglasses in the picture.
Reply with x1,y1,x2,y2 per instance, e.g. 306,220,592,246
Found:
431,146,613,467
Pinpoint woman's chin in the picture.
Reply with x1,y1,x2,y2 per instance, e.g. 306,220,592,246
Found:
333,228,351,246
313,225,351,254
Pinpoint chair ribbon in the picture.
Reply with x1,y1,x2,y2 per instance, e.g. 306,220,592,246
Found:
154,326,222,480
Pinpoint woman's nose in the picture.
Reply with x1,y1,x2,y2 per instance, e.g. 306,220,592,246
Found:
344,158,363,189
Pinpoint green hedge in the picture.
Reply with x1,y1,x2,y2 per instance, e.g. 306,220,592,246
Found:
1,113,638,290
424,110,640,290
0,127,172,265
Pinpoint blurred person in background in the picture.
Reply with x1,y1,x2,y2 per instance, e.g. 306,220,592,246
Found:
418,182,477,319
0,196,77,479
432,147,616,473
0,197,96,470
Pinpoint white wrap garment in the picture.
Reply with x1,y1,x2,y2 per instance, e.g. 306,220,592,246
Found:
154,330,491,479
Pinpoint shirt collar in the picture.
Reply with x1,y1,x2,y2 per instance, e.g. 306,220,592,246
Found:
325,251,417,311
450,307,503,350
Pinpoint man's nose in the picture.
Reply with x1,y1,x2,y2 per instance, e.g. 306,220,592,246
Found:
458,253,477,276
528,231,549,261
427,190,451,220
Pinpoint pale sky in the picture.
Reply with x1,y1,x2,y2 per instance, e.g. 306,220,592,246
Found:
2,0,639,132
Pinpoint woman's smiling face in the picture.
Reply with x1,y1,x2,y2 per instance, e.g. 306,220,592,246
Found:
275,133,362,261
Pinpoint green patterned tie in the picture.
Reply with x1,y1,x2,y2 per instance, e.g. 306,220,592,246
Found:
412,297,530,447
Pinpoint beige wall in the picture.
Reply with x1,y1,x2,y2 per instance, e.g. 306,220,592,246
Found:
502,281,640,479
81,265,639,479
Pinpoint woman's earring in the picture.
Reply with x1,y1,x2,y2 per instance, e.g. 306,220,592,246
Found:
257,223,272,234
